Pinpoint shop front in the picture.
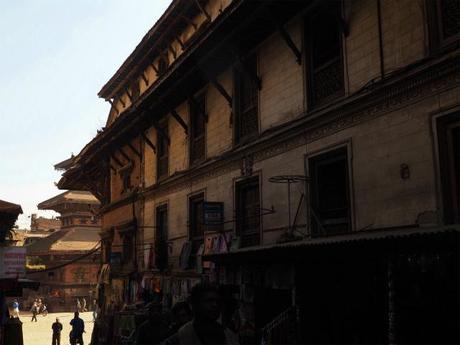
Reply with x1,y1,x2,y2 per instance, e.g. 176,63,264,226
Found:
206,226,460,344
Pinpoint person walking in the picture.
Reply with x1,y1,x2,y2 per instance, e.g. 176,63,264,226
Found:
52,317,63,345
76,298,81,312
82,298,87,312
11,299,19,318
70,311,85,345
31,302,38,322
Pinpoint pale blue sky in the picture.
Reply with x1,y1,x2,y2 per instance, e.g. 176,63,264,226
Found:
0,0,171,228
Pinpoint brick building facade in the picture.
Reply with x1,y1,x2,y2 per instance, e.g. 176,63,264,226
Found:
59,0,459,343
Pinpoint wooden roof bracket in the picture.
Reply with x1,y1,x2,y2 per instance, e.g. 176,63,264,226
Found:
126,87,134,102
117,147,132,163
188,94,208,122
179,14,198,30
150,62,159,75
110,164,117,173
175,36,185,50
107,99,120,115
194,0,211,21
152,120,171,146
169,45,177,59
277,24,302,65
170,108,189,135
209,78,233,108
141,132,156,154
111,154,123,168
141,72,149,86
127,142,142,159
265,8,302,65
119,95,126,108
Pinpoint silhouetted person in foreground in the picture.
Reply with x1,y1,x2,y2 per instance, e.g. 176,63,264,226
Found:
70,311,85,345
163,301,193,340
163,283,239,345
52,317,63,345
136,304,169,345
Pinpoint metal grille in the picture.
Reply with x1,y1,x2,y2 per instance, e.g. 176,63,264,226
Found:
441,0,460,39
312,57,344,105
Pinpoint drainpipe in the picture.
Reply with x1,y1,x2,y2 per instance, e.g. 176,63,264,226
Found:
377,0,385,79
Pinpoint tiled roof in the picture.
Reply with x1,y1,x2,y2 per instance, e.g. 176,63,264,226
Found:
26,227,100,255
0,199,22,215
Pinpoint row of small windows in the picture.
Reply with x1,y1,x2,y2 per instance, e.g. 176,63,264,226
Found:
118,0,459,189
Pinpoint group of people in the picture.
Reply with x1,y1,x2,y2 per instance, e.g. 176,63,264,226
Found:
30,298,47,322
51,311,86,345
135,283,238,345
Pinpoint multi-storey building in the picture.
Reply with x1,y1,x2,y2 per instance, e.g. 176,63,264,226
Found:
59,0,459,343
26,190,101,311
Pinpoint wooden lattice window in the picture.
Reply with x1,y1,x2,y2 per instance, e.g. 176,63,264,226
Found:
155,204,168,271
157,122,169,179
309,147,351,236
190,95,206,164
306,4,344,107
236,177,260,247
438,0,460,44
235,54,259,144
189,193,204,268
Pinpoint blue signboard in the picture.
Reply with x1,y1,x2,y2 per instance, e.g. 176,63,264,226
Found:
203,202,224,226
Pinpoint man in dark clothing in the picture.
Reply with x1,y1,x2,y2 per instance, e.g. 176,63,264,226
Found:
163,283,238,345
70,311,85,345
136,304,169,345
52,318,63,345
163,302,192,339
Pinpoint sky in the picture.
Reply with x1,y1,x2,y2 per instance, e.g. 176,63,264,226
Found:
0,0,171,229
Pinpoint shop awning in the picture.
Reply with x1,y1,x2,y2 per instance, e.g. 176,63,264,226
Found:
204,225,460,264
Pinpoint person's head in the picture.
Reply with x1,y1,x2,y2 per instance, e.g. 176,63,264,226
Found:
171,301,192,327
13,299,17,303
189,283,222,322
56,318,59,322
74,311,79,318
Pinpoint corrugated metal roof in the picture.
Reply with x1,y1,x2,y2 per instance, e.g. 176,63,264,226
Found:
204,225,460,261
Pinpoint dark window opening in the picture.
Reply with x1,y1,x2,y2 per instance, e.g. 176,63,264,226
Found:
235,54,259,143
236,177,260,247
309,147,350,236
189,193,204,268
437,114,460,224
122,235,133,265
155,204,168,271
190,95,206,164
438,0,460,42
103,241,111,264
157,123,169,179
306,5,344,107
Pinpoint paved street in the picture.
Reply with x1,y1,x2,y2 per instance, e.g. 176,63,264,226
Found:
21,312,94,345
